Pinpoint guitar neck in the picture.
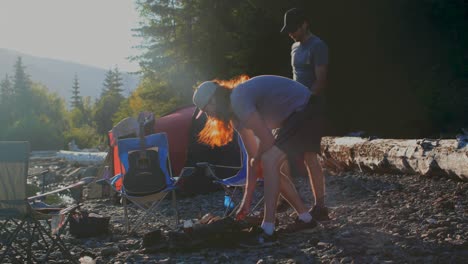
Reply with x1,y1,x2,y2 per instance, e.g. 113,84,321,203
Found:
139,120,146,155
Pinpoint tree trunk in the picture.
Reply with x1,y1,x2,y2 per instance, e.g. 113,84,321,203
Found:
321,137,468,181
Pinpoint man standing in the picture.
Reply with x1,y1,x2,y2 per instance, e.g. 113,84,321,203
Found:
281,7,330,221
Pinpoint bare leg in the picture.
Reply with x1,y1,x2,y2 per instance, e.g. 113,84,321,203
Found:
304,152,325,207
279,159,290,178
278,160,308,214
261,146,284,224
279,172,309,214
262,147,310,225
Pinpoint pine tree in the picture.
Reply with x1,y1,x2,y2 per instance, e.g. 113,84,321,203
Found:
94,66,125,135
110,67,124,94
101,67,124,96
0,74,14,128
70,74,82,109
133,0,262,103
0,74,13,104
12,57,32,117
134,0,196,100
100,69,113,97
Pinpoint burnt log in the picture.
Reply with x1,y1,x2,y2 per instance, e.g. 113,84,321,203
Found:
321,137,468,181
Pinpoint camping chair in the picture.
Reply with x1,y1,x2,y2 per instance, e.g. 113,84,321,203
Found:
116,132,179,233
104,116,140,194
198,135,264,217
0,141,79,263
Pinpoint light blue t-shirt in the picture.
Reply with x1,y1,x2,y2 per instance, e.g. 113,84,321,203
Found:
230,75,311,129
291,36,328,92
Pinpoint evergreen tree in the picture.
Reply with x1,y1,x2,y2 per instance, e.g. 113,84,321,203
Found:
110,67,124,94
81,96,95,126
133,0,283,103
94,67,125,135
12,57,32,118
134,0,200,101
101,67,124,96
131,0,467,137
0,74,13,104
0,74,14,131
100,69,113,97
70,74,82,109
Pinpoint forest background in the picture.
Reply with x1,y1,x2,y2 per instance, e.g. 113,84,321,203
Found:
0,0,466,150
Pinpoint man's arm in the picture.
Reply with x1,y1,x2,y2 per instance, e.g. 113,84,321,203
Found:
235,111,275,219
313,64,328,96
243,111,275,161
236,127,260,219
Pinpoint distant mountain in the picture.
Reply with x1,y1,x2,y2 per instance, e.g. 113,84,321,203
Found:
0,48,140,106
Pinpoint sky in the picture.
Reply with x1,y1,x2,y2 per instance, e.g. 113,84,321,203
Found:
0,0,142,72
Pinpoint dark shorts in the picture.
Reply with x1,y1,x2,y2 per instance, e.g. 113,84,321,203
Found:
273,96,325,154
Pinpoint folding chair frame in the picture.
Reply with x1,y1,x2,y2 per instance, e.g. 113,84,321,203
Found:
1,206,78,263
116,133,180,233
123,188,178,233
0,141,79,263
198,135,264,217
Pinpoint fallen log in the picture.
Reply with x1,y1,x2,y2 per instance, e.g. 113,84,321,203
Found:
321,137,467,181
57,150,107,165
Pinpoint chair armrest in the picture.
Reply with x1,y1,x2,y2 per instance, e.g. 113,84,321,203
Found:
60,204,80,215
179,167,195,178
27,177,95,201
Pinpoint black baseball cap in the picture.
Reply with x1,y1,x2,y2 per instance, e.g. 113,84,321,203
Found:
280,8,306,33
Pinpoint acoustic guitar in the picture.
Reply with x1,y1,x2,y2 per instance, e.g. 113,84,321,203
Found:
123,113,167,196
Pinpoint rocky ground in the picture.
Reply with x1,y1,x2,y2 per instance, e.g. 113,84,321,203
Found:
2,157,468,263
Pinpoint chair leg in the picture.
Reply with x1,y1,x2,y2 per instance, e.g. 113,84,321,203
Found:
129,193,169,233
0,218,45,264
0,217,26,263
172,190,179,227
33,218,78,264
250,196,264,215
0,219,12,237
1,219,31,264
222,187,264,218
224,187,240,217
11,218,68,264
26,219,46,263
26,220,33,263
123,196,130,233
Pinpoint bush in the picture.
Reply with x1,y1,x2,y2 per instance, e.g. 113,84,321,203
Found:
63,125,103,150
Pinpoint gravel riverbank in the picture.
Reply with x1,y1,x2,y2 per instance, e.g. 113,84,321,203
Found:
3,156,467,263
77,172,467,263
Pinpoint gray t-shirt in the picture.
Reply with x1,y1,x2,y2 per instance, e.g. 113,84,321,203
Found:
230,75,311,129
291,36,328,92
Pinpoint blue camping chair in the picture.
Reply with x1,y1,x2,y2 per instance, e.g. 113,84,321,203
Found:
116,132,179,232
198,135,264,217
